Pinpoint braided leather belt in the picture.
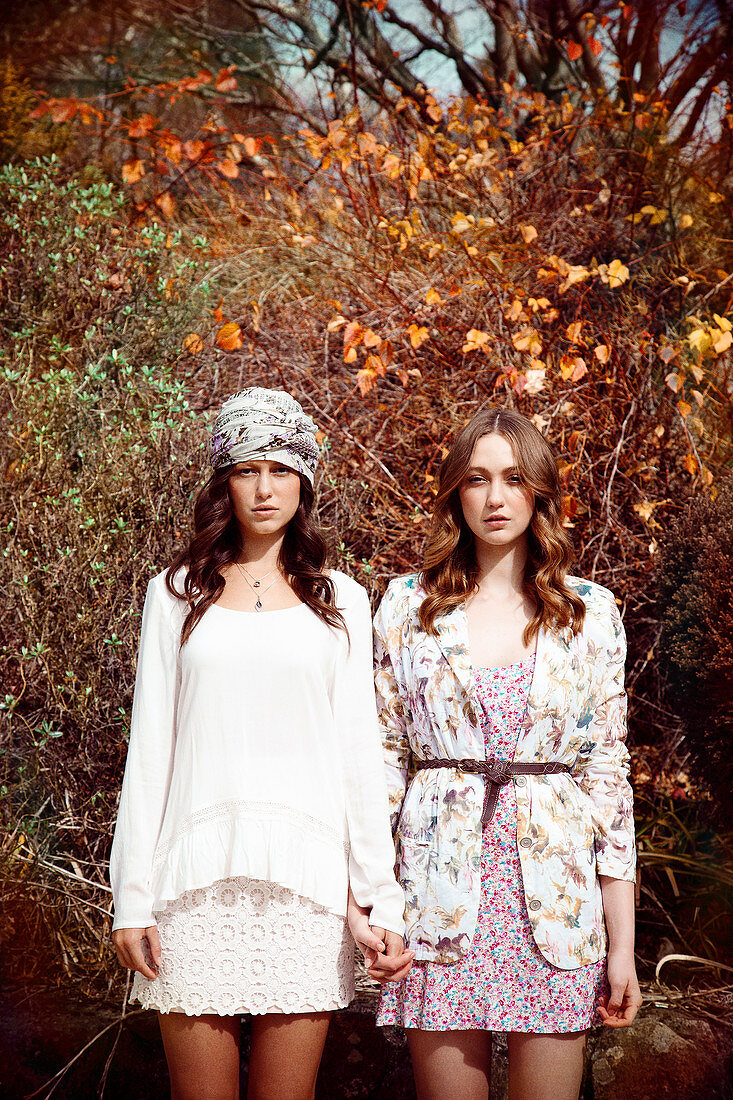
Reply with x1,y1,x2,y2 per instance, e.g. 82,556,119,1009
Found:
414,756,571,825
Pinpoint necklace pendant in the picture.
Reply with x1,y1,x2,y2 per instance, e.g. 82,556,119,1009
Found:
255,598,263,611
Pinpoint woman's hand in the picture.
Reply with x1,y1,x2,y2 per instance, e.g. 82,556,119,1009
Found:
597,950,643,1027
112,925,161,980
366,927,414,984
347,888,414,984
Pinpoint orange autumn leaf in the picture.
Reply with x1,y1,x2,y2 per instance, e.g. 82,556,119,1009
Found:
594,344,611,364
216,322,243,351
567,40,583,61
50,99,78,124
677,400,692,418
154,193,175,217
364,353,386,376
216,67,238,92
463,329,490,353
183,333,204,356
588,36,603,56
408,324,430,349
356,368,377,396
565,321,583,343
216,159,239,179
363,328,381,348
519,224,538,244
684,453,697,476
183,139,205,160
425,287,443,306
121,158,145,184
128,113,158,138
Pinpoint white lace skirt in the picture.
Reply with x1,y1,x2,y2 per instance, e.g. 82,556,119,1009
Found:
131,876,355,1016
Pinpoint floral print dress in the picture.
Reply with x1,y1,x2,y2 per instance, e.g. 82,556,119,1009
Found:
377,655,608,1033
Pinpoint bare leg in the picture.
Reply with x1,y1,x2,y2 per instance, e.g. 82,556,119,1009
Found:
158,1012,241,1100
406,1029,491,1100
247,1012,332,1100
507,1031,586,1100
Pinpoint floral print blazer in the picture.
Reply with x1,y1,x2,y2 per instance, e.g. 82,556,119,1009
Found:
374,573,636,970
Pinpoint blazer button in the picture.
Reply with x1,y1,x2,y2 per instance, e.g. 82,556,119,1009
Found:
514,775,527,787
529,899,542,911
519,837,532,848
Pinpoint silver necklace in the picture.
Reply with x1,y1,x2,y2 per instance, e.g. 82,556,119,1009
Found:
238,562,276,589
235,562,279,611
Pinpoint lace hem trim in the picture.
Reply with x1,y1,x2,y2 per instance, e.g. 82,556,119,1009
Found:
152,799,350,870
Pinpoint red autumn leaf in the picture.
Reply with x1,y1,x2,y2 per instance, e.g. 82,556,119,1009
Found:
128,113,158,138
215,322,243,351
567,40,583,61
213,303,224,323
588,36,603,57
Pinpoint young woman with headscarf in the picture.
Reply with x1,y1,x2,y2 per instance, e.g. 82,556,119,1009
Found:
109,388,411,1100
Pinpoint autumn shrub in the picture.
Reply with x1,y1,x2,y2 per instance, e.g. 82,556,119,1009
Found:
0,156,213,986
656,480,733,820
2,79,732,993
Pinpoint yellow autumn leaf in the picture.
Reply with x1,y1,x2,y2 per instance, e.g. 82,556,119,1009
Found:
713,313,732,332
565,321,583,343
687,327,711,353
512,328,543,356
684,453,697,475
183,332,203,355
407,324,430,349
462,329,490,353
425,287,443,306
344,346,358,363
677,400,692,418
605,259,630,288
520,224,538,244
712,329,732,354
363,328,381,348
327,315,347,332
678,214,693,229
450,213,474,234
558,265,590,294
594,344,611,364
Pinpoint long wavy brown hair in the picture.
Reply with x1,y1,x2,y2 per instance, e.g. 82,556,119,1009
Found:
419,407,586,642
166,466,346,645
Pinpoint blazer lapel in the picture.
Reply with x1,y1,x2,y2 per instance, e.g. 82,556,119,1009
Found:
433,602,475,697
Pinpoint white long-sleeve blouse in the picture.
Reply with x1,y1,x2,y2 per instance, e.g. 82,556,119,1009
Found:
109,568,405,936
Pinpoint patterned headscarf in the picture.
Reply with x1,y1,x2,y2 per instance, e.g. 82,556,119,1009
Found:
209,388,320,485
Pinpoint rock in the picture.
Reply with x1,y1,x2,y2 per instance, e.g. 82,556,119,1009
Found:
588,1007,733,1100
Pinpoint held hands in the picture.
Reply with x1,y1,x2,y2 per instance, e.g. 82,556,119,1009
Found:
597,950,643,1028
347,889,414,984
112,925,161,981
